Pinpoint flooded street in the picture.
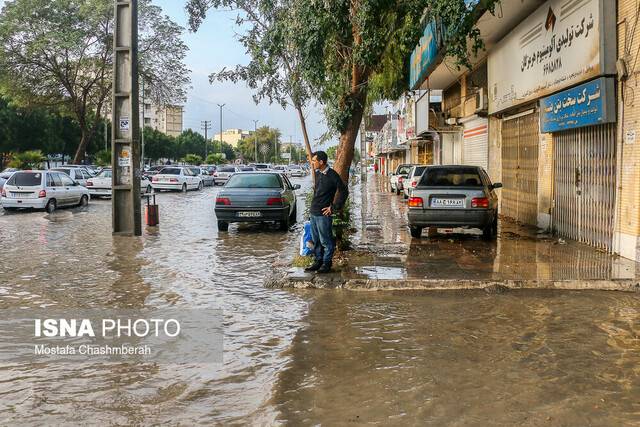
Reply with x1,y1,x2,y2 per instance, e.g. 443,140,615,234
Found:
1,174,640,425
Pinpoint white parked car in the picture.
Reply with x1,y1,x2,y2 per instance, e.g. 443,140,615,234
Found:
403,165,429,199
151,166,203,192
287,164,304,177
1,170,90,213
188,166,215,187
85,168,152,198
273,165,291,176
51,167,93,187
213,166,241,185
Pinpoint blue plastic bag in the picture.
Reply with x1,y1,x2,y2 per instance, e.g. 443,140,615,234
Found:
299,221,314,256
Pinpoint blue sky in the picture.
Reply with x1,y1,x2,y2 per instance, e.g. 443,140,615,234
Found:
151,1,329,147
0,0,331,148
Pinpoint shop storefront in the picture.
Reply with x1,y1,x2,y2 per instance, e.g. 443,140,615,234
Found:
488,0,616,231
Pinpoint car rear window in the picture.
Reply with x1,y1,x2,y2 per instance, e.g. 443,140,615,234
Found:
420,167,483,187
414,166,427,176
254,164,269,169
159,168,181,175
7,172,42,186
241,167,255,171
53,168,71,176
225,174,282,188
220,167,236,172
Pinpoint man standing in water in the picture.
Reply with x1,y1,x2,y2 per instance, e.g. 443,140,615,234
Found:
304,151,349,274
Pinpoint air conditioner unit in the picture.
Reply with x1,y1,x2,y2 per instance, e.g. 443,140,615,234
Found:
445,117,458,125
475,88,488,112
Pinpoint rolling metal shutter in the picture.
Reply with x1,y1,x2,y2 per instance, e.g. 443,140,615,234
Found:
462,118,488,170
553,123,616,251
501,110,539,226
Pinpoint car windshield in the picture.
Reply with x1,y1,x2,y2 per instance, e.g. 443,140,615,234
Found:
220,167,236,172
396,165,412,175
158,168,181,175
420,167,483,187
7,172,42,186
225,174,281,188
97,169,112,178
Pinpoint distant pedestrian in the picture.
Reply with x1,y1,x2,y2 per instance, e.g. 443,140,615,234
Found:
373,163,378,173
304,151,348,274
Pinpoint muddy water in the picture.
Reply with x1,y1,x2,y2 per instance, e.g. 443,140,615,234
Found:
1,175,640,425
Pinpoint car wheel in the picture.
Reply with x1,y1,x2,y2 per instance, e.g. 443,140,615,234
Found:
2,207,17,212
181,183,187,193
483,216,498,240
289,203,297,224
279,214,290,231
78,195,89,207
409,226,422,238
45,199,57,213
198,181,203,191
217,221,229,231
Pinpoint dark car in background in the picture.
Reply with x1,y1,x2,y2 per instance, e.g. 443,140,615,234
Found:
407,165,502,239
214,172,300,231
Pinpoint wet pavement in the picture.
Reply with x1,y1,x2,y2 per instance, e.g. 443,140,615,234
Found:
1,173,640,425
275,174,640,291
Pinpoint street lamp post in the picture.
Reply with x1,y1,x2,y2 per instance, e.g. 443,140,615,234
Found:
253,120,258,162
217,103,225,156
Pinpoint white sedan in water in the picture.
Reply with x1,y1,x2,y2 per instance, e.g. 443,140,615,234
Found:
85,168,152,198
151,166,203,192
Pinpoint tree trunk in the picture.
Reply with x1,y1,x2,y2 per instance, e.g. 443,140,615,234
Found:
73,129,90,164
295,103,316,188
333,91,367,184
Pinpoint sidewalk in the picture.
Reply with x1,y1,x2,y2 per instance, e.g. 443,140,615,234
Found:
267,174,640,291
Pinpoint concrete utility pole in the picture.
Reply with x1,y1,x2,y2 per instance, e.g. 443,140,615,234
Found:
217,103,225,156
253,120,258,162
112,0,141,236
201,120,211,160
141,78,145,169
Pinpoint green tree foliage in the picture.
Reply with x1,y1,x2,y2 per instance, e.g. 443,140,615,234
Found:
235,126,281,163
205,153,226,164
326,146,337,160
95,149,111,167
0,0,190,164
143,127,175,162
187,0,499,181
182,153,203,165
186,0,316,169
8,150,46,169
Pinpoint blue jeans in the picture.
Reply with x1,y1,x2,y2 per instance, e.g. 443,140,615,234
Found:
310,214,335,265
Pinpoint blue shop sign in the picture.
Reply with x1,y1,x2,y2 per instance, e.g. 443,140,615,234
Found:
540,77,615,133
409,21,439,90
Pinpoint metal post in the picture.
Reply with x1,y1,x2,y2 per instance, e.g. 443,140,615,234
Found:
253,120,258,162
112,0,141,236
217,103,225,156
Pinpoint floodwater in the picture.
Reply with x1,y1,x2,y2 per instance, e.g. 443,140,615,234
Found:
1,175,639,425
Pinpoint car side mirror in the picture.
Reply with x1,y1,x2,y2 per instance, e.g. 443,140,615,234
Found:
293,184,301,190
492,183,503,189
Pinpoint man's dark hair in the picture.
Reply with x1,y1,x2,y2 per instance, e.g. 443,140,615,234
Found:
312,151,328,163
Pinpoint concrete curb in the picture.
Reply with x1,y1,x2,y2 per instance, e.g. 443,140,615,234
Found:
265,275,640,293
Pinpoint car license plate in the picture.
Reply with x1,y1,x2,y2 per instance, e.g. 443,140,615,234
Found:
431,198,464,208
237,211,261,217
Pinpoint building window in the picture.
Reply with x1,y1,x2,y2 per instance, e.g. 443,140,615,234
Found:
144,118,151,124
145,103,151,110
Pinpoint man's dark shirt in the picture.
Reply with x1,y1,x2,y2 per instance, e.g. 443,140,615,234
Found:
310,167,349,216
